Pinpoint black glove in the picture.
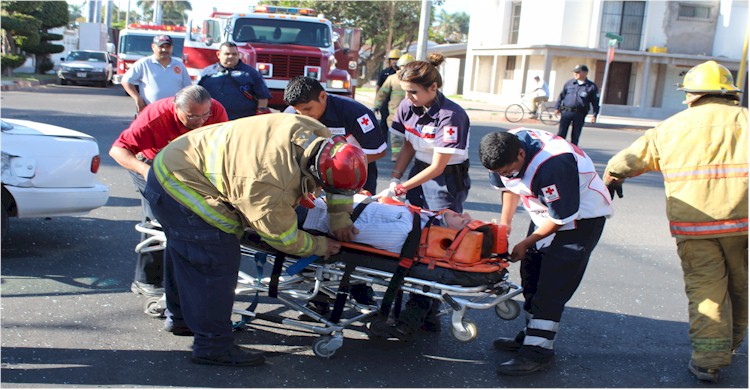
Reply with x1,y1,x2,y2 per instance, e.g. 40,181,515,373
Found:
607,182,624,199
372,107,380,114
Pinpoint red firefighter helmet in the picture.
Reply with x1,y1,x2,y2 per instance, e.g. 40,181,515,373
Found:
313,136,368,195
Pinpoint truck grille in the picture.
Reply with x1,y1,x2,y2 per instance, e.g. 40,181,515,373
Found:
256,54,321,78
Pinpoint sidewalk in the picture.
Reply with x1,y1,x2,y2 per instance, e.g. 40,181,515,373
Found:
1,76,58,91
356,89,660,131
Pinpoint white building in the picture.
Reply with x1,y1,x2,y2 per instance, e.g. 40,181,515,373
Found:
463,0,747,119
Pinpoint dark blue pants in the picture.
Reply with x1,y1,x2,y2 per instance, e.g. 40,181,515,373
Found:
557,111,587,145
364,161,378,195
128,169,163,286
142,169,241,358
518,217,606,363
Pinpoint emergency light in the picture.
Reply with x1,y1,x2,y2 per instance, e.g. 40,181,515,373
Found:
127,23,186,32
257,63,273,78
254,5,316,16
304,66,321,80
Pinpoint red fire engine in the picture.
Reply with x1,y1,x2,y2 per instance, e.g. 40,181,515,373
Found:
113,23,187,84
183,5,361,109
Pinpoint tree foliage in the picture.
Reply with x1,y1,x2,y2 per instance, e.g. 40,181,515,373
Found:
138,0,192,25
0,1,68,75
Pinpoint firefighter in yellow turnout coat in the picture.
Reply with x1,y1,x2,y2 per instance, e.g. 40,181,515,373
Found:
143,113,368,367
604,61,748,383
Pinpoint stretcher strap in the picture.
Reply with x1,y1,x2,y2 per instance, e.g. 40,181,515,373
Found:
268,251,286,298
246,252,268,312
328,261,358,323
285,255,319,276
378,212,423,318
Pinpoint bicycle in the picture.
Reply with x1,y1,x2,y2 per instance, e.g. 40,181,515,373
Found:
504,94,560,125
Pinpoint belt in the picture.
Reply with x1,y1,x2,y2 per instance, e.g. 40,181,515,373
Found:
414,159,469,175
560,106,584,113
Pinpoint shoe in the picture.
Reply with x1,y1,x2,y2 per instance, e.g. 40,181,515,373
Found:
131,281,164,297
688,359,719,383
388,322,415,342
164,321,193,337
350,284,376,305
493,337,522,352
298,300,331,321
496,356,552,376
420,313,441,332
191,345,265,367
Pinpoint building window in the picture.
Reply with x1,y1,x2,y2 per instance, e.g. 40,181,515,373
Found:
599,1,645,51
508,2,521,44
678,3,712,20
504,56,516,80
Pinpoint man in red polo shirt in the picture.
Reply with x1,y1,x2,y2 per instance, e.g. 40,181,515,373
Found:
110,85,228,300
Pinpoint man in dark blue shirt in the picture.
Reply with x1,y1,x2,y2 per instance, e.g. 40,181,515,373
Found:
554,64,600,145
198,42,272,120
283,76,386,194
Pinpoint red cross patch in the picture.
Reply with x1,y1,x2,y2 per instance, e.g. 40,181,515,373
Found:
443,126,458,143
357,114,375,133
173,66,182,74
541,184,560,202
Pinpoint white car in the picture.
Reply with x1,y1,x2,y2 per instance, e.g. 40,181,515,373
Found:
1,118,109,236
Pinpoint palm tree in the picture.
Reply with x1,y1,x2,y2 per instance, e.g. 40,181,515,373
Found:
68,2,85,26
136,0,191,25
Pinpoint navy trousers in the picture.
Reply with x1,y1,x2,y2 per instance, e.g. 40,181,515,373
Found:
128,169,163,286
557,111,587,145
143,169,241,358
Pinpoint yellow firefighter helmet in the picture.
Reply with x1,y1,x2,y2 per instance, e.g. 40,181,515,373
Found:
396,54,415,67
678,60,740,94
387,49,402,59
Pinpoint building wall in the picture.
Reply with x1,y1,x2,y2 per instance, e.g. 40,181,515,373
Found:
663,1,719,55
713,0,748,58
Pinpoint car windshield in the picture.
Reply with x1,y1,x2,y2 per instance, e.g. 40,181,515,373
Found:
118,34,185,57
232,18,331,48
1,120,13,131
66,51,106,62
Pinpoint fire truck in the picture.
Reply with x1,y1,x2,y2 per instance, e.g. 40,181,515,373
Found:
113,24,187,84
183,5,361,109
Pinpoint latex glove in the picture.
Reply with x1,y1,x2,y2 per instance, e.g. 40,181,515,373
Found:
374,181,407,200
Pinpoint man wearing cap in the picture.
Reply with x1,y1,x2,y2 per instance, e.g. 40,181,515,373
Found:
122,34,192,115
603,60,747,383
554,64,599,145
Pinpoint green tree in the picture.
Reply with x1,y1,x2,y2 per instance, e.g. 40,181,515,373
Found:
260,0,424,84
432,10,469,43
1,1,43,76
24,1,69,74
138,0,191,25
68,1,85,26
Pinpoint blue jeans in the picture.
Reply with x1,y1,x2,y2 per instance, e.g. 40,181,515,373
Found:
142,169,241,358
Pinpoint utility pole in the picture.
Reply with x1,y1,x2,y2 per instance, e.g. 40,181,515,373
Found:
598,32,622,118
416,0,432,61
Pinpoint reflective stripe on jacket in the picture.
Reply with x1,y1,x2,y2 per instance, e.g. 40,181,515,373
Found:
605,97,748,239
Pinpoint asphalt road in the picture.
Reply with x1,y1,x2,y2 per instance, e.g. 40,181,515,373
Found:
1,84,747,388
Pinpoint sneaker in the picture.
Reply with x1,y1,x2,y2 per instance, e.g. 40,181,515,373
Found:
131,281,164,297
688,359,720,383
191,345,265,367
164,321,193,337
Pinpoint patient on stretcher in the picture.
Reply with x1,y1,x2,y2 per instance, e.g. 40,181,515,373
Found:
301,194,472,253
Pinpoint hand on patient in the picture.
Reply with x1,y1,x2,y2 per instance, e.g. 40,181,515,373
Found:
332,224,359,242
374,180,407,201
324,237,341,259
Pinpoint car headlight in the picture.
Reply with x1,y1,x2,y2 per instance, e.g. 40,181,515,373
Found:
328,79,346,89
61,65,71,71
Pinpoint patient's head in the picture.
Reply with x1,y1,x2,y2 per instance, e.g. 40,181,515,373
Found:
443,210,472,230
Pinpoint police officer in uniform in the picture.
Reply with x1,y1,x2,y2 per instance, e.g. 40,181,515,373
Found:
479,129,612,376
376,53,472,340
554,64,600,145
284,76,386,195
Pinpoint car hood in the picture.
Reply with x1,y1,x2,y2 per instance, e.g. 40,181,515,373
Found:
1,118,96,140
62,60,106,69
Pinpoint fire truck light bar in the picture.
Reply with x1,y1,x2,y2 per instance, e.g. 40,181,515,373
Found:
127,23,187,32
254,5,315,16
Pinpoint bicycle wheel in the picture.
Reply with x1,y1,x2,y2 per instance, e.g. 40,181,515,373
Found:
504,104,525,123
539,106,560,126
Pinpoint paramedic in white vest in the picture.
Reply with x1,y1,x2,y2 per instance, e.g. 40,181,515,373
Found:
478,129,612,376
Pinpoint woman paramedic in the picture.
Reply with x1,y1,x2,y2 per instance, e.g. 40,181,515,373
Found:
375,52,472,341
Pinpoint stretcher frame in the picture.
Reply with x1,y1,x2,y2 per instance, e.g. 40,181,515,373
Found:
134,220,523,358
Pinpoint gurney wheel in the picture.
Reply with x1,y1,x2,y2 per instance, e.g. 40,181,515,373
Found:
367,317,391,339
452,319,478,342
143,297,165,318
495,299,521,320
312,336,338,358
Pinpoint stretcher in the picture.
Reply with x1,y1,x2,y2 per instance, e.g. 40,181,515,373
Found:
134,215,523,358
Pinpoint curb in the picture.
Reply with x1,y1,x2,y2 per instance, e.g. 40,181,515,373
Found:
1,78,58,91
